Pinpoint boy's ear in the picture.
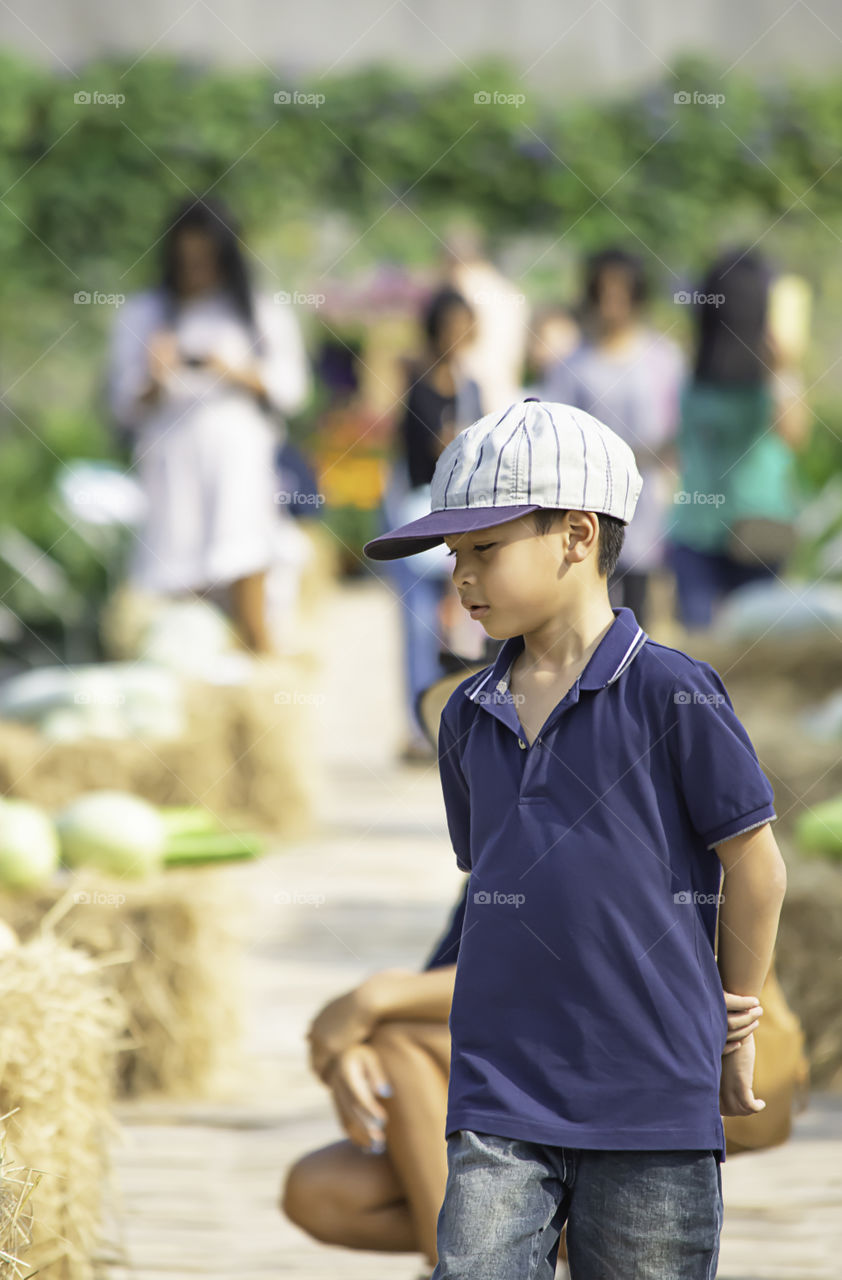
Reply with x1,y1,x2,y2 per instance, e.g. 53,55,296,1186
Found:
564,511,600,562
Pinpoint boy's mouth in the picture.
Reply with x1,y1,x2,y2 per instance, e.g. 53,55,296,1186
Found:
465,602,490,618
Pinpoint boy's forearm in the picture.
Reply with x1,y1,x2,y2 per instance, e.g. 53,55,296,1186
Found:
716,832,787,996
357,964,456,1024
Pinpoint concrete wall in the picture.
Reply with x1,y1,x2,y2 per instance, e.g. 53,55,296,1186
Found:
3,0,840,89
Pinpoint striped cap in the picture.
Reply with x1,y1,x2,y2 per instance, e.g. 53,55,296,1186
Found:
364,399,643,561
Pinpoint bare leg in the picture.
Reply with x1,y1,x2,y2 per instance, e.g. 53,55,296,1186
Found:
281,1137,415,1252
229,568,275,655
369,1020,451,1267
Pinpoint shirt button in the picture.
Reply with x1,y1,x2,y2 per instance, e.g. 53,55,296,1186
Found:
517,737,526,749
496,680,507,693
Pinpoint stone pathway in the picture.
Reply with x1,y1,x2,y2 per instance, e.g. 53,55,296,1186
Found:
100,578,842,1279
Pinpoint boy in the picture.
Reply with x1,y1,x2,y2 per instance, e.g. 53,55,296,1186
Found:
363,399,787,1279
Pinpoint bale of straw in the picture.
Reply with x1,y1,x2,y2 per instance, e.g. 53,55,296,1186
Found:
0,653,321,836
0,932,125,1279
0,1120,39,1280
0,868,248,1100
775,856,842,1089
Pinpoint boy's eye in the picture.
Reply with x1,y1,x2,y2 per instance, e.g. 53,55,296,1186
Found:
446,542,495,557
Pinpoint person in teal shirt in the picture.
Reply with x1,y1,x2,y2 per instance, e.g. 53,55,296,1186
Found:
667,249,809,630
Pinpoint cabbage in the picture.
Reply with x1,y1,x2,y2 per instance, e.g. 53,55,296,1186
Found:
0,798,60,889
56,790,166,878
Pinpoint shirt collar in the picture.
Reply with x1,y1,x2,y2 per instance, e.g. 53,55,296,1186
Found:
463,607,648,707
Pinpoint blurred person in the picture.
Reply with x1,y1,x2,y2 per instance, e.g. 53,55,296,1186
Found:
543,248,684,629
667,250,811,631
521,304,581,395
108,197,310,655
380,286,484,762
442,223,529,412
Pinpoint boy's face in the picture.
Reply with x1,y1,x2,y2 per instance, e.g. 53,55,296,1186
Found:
443,511,600,639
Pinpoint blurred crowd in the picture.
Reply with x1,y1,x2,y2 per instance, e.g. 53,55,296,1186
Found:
106,198,811,762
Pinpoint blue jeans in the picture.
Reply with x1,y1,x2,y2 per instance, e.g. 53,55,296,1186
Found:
431,1130,723,1280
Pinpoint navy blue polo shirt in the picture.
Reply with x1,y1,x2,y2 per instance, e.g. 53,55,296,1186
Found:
434,606,776,1163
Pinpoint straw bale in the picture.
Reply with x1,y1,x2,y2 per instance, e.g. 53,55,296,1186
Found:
776,857,842,1089
0,653,321,836
0,931,125,1279
0,869,247,1101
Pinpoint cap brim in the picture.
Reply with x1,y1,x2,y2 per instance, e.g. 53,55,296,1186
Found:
363,504,542,561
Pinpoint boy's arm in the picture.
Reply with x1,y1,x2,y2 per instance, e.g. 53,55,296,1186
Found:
715,821,787,998
715,822,788,1115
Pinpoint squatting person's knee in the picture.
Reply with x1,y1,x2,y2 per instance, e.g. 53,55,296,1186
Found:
281,1154,337,1239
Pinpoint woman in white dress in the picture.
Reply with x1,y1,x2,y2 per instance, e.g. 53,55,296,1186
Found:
108,197,310,654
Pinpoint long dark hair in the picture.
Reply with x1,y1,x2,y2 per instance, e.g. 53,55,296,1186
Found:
692,249,773,386
159,197,258,334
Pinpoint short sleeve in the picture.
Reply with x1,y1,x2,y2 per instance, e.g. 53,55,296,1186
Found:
668,661,777,850
438,704,472,873
421,883,468,970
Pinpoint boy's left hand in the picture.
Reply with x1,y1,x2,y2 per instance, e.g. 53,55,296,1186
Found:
722,989,764,1056
719,1033,766,1116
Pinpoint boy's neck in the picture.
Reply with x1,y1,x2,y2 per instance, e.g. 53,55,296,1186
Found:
517,593,617,676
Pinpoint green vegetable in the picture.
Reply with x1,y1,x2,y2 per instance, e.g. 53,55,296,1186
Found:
158,806,221,839
163,831,263,868
0,798,60,890
56,790,166,878
795,796,842,860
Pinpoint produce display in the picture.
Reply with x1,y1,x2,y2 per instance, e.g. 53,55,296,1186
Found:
0,662,186,742
0,790,263,890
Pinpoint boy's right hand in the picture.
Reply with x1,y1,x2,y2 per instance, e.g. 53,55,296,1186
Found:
325,1045,393,1152
722,989,763,1056
720,1033,766,1116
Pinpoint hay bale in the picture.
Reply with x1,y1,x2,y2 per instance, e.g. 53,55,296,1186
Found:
0,1121,38,1280
0,869,247,1100
776,856,842,1089
0,933,125,1279
0,654,321,836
